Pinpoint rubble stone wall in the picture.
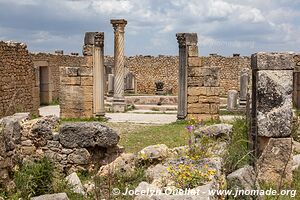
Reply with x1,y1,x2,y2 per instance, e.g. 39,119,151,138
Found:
0,41,39,117
31,53,86,102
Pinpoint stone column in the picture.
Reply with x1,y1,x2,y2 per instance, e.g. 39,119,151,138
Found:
239,68,249,108
176,33,198,120
93,32,105,116
227,90,238,111
251,52,295,186
111,19,127,112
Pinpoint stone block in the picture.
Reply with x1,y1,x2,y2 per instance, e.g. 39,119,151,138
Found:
65,67,79,77
81,77,93,86
188,103,210,114
187,87,207,96
61,77,81,85
251,52,295,70
187,96,198,103
78,67,93,76
188,45,198,57
256,70,293,137
203,67,220,87
206,87,220,96
187,114,219,121
187,76,204,87
198,96,220,103
227,90,238,111
188,67,204,77
210,104,219,114
188,57,202,67
257,138,293,186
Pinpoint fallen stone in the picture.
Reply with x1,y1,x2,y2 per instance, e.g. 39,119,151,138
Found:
67,148,91,165
30,193,69,200
98,153,136,176
293,154,300,171
137,144,169,163
65,172,85,195
194,123,233,138
146,164,172,188
59,122,119,148
227,165,259,199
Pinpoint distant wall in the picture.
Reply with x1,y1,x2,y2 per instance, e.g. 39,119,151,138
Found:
0,41,39,117
105,55,250,96
31,53,86,102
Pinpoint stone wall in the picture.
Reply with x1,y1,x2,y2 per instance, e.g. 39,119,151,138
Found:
0,113,120,188
202,55,251,97
0,41,39,118
105,55,249,96
31,53,86,102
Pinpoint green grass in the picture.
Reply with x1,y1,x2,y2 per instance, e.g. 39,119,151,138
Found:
119,120,190,153
219,109,245,116
223,117,251,174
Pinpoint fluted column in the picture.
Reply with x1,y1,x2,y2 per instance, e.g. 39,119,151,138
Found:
93,32,105,116
111,19,127,112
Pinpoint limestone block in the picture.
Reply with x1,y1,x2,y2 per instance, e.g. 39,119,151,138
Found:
256,70,293,137
188,57,202,67
78,67,93,76
203,67,220,87
81,77,93,86
227,90,238,111
61,77,81,85
30,193,69,200
210,104,219,114
187,87,207,96
187,76,204,87
198,96,220,103
188,103,210,114
257,138,293,186
187,96,199,104
188,67,204,77
67,148,91,165
188,45,198,57
206,87,220,96
65,67,79,77
252,52,295,70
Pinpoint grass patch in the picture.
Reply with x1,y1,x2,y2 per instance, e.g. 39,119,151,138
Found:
119,121,190,153
219,109,245,116
223,117,251,174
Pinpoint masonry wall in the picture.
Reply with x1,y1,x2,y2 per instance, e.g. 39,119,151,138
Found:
105,55,250,96
0,41,39,117
31,53,86,102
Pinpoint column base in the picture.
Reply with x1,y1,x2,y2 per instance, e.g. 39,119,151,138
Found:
112,98,126,112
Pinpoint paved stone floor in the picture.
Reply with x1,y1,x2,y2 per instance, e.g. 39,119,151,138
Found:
39,105,241,124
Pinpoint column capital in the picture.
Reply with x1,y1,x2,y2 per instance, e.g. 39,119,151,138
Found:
111,19,127,32
94,32,104,48
176,33,198,47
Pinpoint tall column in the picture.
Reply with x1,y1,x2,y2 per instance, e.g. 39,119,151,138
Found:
176,33,198,119
93,32,105,116
239,68,249,108
111,19,127,112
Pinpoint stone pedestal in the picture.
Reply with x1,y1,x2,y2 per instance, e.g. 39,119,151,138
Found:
125,72,135,94
251,52,295,186
111,19,127,112
239,68,249,108
227,90,238,111
108,74,114,97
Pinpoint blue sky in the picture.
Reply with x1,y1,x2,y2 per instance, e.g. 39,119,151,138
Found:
0,0,299,56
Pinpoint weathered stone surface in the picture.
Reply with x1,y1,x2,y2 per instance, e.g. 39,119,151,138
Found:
194,124,233,138
257,138,293,185
227,165,259,199
146,164,172,188
0,113,29,152
227,90,238,111
138,144,169,162
98,153,136,176
203,67,220,87
30,193,69,200
65,172,85,195
293,140,300,154
256,70,293,137
293,154,300,171
31,115,59,146
59,122,119,148
252,52,295,70
67,148,91,165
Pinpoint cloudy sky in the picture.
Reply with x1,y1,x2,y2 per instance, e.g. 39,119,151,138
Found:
0,0,299,56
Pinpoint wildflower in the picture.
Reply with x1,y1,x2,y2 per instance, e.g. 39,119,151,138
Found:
186,125,194,132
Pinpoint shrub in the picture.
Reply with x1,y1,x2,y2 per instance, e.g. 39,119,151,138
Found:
14,157,54,199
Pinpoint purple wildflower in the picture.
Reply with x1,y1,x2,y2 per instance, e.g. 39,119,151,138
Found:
186,125,194,132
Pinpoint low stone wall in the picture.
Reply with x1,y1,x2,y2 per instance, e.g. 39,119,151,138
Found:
0,41,39,118
0,113,120,188
31,53,86,103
